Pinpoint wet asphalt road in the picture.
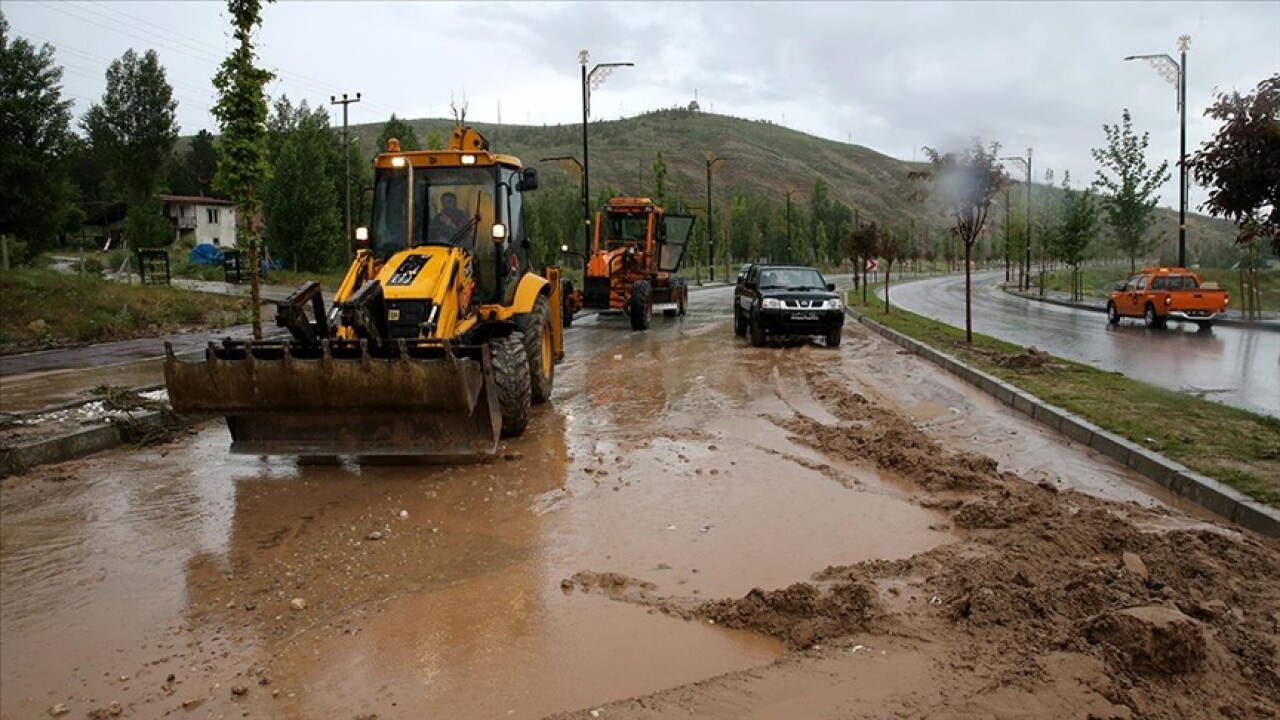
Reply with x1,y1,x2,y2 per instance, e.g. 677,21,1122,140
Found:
886,272,1280,418
0,284,1207,719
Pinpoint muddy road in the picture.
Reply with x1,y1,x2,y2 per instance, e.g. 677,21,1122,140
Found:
3,287,1277,719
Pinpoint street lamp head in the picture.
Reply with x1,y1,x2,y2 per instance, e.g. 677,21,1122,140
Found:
579,49,589,66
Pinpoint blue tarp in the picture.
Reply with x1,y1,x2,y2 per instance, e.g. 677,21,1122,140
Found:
189,243,224,266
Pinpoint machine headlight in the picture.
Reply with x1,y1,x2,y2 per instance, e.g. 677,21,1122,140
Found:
762,298,782,309
492,223,507,239
461,154,477,165
390,156,406,168
821,299,843,310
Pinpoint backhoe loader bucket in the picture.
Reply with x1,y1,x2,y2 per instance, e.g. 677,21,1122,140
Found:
163,339,501,458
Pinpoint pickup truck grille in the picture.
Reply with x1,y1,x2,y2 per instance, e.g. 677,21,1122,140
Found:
782,299,826,309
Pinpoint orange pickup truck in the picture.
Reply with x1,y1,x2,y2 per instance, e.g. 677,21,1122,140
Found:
1106,267,1229,329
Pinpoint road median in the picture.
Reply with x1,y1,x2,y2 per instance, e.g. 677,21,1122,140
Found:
844,297,1280,538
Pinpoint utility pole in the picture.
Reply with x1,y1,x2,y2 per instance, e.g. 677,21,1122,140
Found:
1000,149,1033,291
705,152,724,280
330,92,361,264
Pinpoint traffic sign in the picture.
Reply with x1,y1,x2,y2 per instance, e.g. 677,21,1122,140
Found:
865,258,878,272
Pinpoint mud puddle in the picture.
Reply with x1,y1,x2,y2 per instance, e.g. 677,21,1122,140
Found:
0,359,164,414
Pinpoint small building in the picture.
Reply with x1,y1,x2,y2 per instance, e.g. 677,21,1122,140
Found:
162,195,237,248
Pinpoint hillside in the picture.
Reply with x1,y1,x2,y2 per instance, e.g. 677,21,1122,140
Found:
342,109,1239,258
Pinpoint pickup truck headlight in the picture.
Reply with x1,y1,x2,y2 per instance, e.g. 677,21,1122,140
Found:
761,298,783,309
821,299,843,310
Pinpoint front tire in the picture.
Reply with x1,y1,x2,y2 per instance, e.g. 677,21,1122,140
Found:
749,313,766,347
560,280,575,328
515,295,554,404
1107,302,1120,325
826,328,842,347
630,280,652,331
489,336,531,438
734,306,747,336
677,283,688,316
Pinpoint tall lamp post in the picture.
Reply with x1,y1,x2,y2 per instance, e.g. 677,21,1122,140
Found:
330,92,362,264
1125,34,1190,268
580,49,633,258
1000,149,1033,292
705,152,724,280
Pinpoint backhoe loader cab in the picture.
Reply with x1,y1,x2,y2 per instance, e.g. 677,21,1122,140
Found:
566,197,695,331
164,125,563,460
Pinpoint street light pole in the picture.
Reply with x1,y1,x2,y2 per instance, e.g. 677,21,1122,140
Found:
542,155,585,262
579,49,634,259
1125,35,1190,268
1000,150,1033,291
785,189,795,263
705,152,724,281
330,92,361,265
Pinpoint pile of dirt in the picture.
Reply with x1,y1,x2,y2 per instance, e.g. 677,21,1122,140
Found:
567,364,1280,719
992,346,1054,369
697,580,880,650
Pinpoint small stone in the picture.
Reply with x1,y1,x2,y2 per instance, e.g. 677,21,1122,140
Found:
48,704,70,717
290,598,307,611
231,685,248,697
181,699,204,711
1122,552,1150,582
258,676,272,686
366,531,384,541
560,579,574,591
108,702,123,717
398,510,409,519
244,601,257,611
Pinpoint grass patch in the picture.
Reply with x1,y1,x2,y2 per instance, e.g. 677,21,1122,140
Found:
850,283,1280,506
0,267,252,355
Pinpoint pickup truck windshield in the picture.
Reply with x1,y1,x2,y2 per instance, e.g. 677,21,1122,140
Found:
758,268,826,290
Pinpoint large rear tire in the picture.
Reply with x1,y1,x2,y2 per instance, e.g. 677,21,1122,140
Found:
677,282,688,316
630,280,652,331
515,296,555,404
1107,302,1120,325
490,336,531,438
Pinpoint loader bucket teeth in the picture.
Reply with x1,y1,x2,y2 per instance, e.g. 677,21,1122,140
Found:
164,340,501,458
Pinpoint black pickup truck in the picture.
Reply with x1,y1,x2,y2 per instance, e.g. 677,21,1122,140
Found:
733,264,845,347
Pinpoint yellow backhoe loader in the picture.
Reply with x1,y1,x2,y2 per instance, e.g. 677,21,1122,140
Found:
163,124,564,459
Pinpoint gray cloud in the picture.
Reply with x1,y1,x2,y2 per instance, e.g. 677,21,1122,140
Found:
7,1,1277,210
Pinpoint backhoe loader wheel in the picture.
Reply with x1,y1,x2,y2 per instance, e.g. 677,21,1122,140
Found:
516,296,555,404
677,284,688,316
630,281,652,331
561,279,576,328
490,336,531,438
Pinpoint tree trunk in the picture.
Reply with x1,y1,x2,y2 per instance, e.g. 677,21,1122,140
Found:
247,188,262,340
884,260,893,313
964,242,973,343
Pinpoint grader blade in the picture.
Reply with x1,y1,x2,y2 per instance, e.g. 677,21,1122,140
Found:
163,339,501,458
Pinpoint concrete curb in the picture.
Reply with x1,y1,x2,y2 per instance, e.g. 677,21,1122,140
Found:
1001,286,1280,332
0,410,186,478
844,306,1280,538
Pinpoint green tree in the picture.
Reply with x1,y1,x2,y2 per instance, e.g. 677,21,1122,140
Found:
1189,74,1279,315
262,97,342,272
911,139,1007,343
168,129,219,196
375,113,420,153
81,48,179,247
1,13,80,262
1091,108,1170,272
425,130,444,151
1049,174,1100,300
651,151,667,207
212,0,275,338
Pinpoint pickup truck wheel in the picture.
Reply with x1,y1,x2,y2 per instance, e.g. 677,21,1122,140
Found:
1143,303,1160,329
825,328,842,348
1195,320,1214,332
749,313,766,347
1106,302,1120,325
734,306,747,336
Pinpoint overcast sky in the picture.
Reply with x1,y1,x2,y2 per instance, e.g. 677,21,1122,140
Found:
7,1,1278,211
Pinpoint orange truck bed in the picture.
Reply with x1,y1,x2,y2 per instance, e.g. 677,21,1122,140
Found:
1106,267,1229,329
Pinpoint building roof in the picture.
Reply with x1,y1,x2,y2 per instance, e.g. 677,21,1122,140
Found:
160,194,235,207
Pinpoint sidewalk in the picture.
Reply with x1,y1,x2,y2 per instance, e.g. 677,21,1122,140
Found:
1004,285,1280,331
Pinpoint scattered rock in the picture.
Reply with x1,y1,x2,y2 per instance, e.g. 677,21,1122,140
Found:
181,698,204,711
231,685,248,697
366,531,384,541
1121,552,1150,582
398,510,409,518
1084,606,1206,675
244,601,257,611
87,702,123,719
48,703,70,718
290,598,307,611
